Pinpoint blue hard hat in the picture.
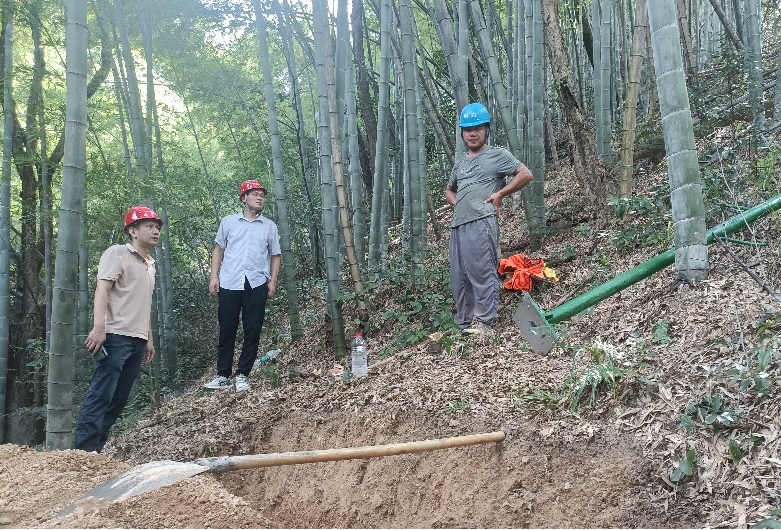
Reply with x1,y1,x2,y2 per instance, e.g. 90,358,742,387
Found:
459,103,491,127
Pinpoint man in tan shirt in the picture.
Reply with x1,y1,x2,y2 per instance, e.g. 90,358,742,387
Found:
74,206,162,452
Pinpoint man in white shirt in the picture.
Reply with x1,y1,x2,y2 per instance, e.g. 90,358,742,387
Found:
204,180,281,392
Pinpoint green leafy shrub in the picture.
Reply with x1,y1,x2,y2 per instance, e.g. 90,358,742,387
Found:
670,448,696,483
369,250,460,358
681,394,738,432
607,194,672,250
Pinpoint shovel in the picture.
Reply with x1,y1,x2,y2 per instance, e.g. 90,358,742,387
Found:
58,431,505,515
513,192,781,356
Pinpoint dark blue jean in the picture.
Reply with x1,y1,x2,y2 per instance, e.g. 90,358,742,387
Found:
217,278,269,377
73,333,146,452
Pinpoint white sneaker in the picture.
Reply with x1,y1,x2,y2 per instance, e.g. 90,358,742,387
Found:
204,375,231,390
235,374,250,392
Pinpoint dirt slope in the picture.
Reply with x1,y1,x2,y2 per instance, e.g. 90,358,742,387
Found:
2,166,780,528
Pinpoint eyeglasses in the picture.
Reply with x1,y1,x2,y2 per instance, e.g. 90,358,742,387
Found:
246,192,266,198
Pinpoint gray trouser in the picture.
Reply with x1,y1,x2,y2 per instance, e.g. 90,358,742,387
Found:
449,216,500,328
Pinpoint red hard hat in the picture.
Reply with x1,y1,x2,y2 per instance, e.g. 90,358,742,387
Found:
239,180,267,199
124,206,163,232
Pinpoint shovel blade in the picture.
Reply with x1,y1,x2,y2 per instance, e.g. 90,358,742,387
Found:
58,460,208,516
513,292,555,355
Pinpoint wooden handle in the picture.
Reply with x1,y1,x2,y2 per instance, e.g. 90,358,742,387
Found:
195,431,505,473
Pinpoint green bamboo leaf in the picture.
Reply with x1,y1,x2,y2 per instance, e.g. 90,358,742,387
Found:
710,395,722,412
728,439,743,464
757,349,771,370
680,416,695,433
751,518,781,529
671,456,693,483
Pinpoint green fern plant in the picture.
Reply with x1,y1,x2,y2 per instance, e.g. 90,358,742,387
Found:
565,339,638,410
513,385,558,406
445,398,468,414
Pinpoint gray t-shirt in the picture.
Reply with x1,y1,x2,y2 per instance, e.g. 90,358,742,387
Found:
448,146,522,228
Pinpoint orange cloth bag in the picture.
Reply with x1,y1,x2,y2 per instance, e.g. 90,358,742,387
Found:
497,254,547,292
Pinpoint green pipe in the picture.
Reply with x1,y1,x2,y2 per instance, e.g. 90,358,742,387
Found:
545,192,781,325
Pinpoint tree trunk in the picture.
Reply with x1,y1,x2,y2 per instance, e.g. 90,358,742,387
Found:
745,0,764,131
400,0,425,283
542,0,606,213
675,0,697,80
46,0,88,449
344,33,366,268
351,0,378,192
431,0,468,114
312,0,348,357
5,0,110,446
617,0,649,198
368,0,392,271
647,0,708,280
592,0,613,163
278,0,321,276
140,0,161,405
0,14,13,444
252,0,303,341
468,0,539,242
706,0,743,50
527,0,546,249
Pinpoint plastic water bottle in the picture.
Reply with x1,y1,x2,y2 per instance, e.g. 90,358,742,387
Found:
351,332,368,378
255,349,281,367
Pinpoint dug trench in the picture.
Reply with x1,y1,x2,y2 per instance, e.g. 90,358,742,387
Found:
3,408,698,528
201,412,692,528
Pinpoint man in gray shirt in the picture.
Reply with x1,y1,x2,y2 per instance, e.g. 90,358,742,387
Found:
445,103,533,335
204,179,281,392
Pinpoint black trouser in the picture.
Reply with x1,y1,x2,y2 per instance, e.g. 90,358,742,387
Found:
74,333,146,452
217,278,269,377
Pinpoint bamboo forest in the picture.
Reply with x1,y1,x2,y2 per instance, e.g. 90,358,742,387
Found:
2,0,781,527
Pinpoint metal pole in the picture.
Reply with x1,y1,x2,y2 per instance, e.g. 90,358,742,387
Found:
545,192,781,324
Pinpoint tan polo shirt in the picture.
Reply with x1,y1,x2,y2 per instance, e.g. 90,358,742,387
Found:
97,243,156,340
